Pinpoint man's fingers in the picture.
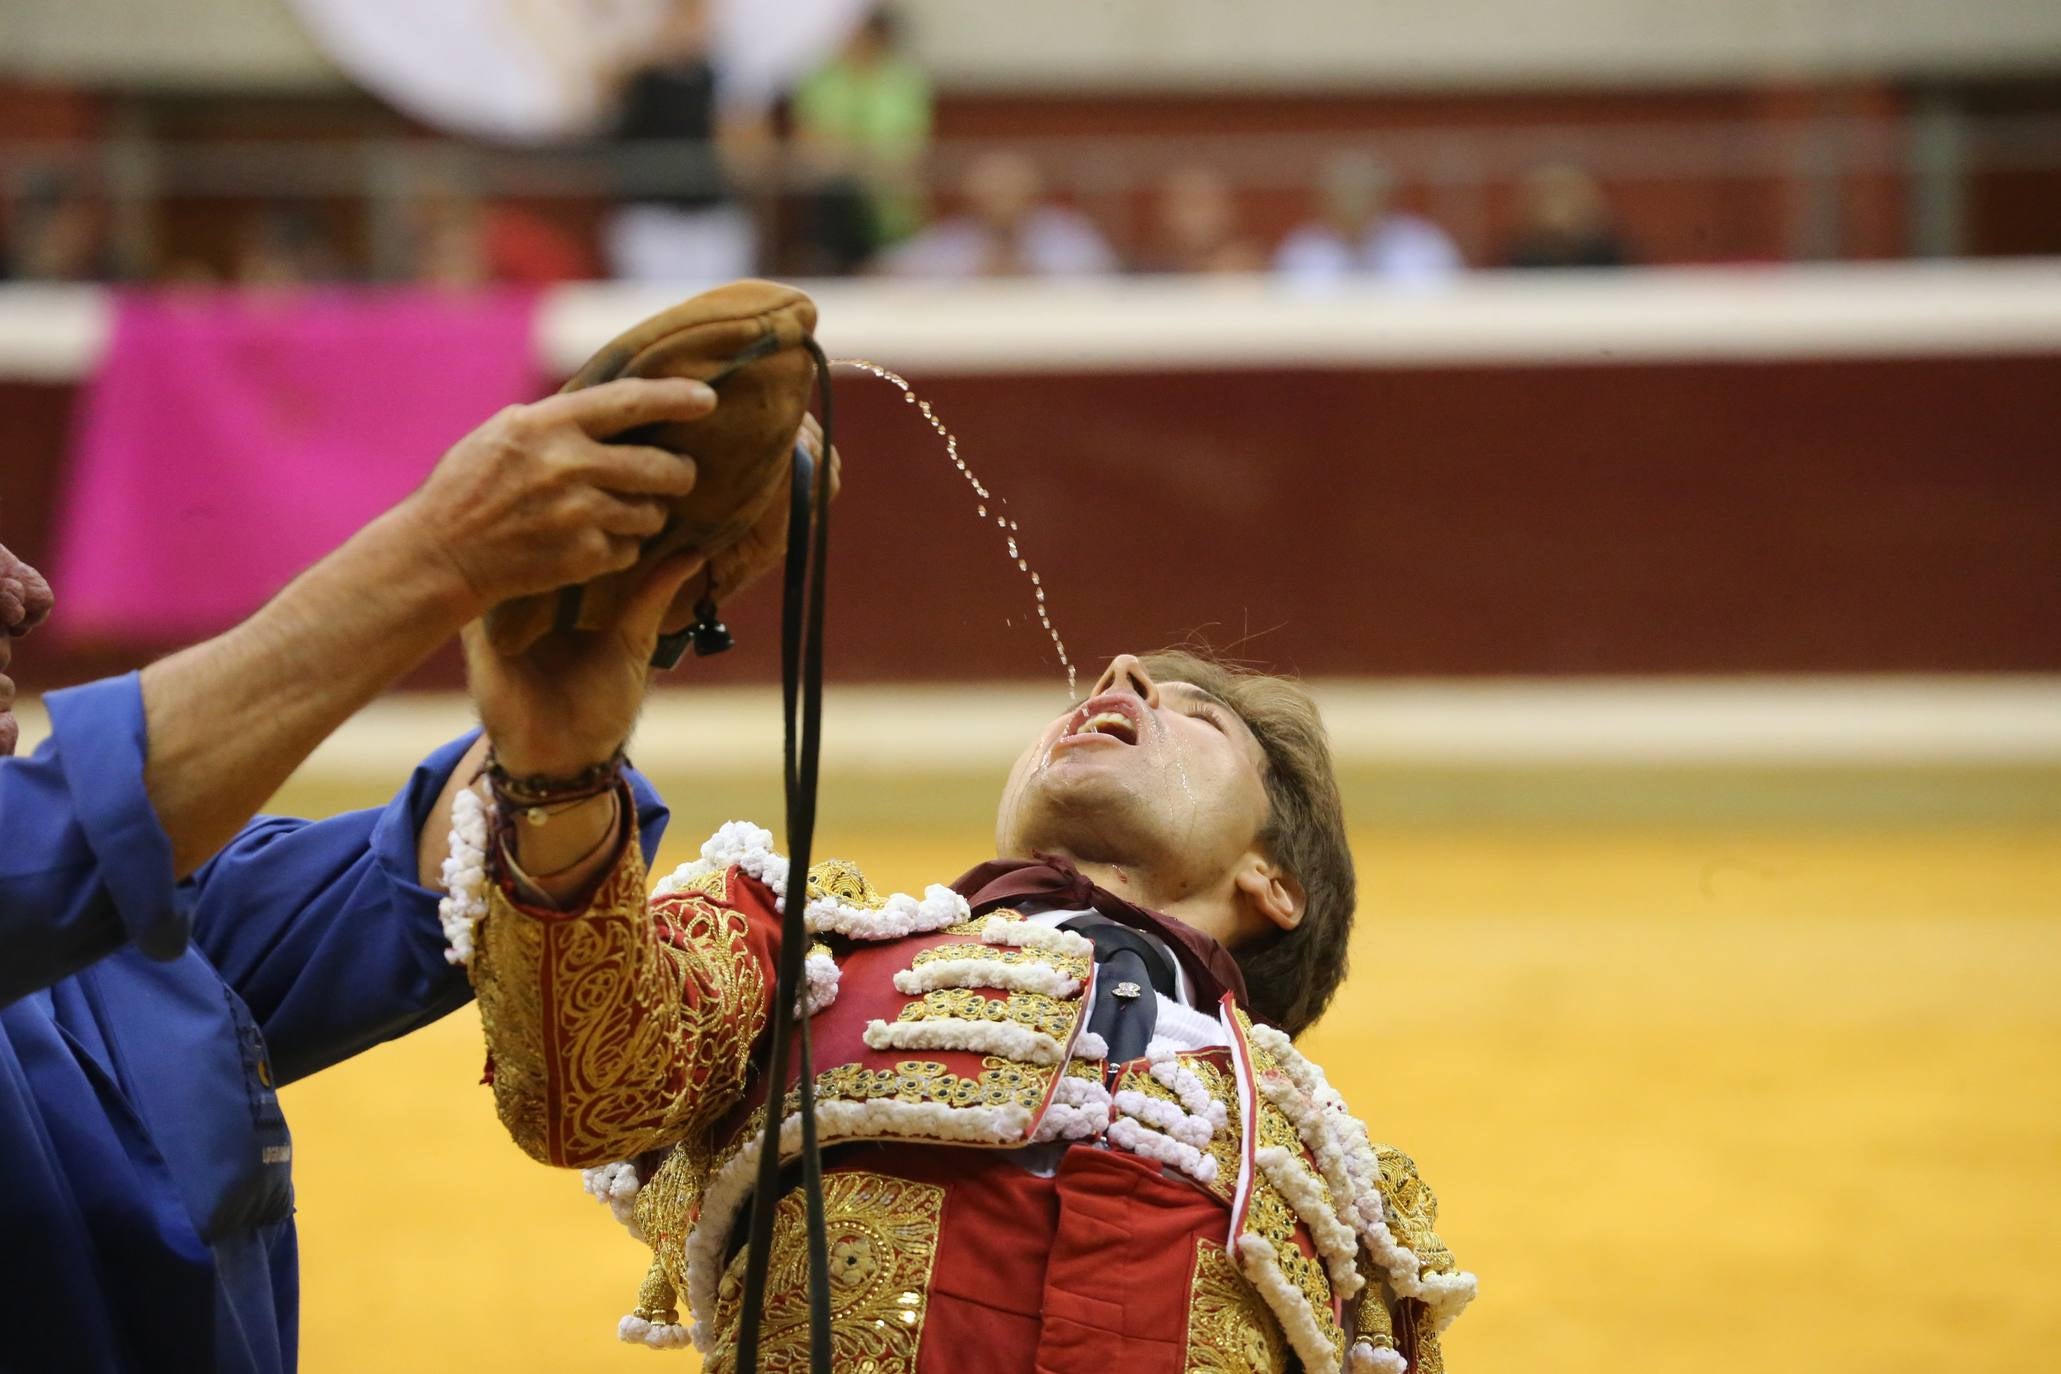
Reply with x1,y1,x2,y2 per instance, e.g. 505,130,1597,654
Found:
589,492,670,540
576,441,699,498
602,533,645,572
621,551,709,645
538,376,718,439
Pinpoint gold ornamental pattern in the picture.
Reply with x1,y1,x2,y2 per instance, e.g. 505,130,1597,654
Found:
1374,1144,1454,1276
689,1055,1055,1245
1245,1185,1346,1363
809,857,885,909
1188,1057,1245,1203
908,943,1092,980
634,1137,714,1306
1352,1278,1398,1359
894,986,1082,1041
1185,1239,1289,1374
472,841,770,1167
705,1171,944,1374
789,1056,1054,1116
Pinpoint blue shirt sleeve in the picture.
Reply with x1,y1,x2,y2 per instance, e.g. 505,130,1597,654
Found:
185,735,671,1086
0,674,187,1007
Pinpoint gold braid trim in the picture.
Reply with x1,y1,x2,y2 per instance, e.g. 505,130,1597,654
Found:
1353,1278,1398,1354
704,1171,943,1374
1187,1239,1289,1374
1374,1144,1456,1278
472,841,769,1167
1412,1317,1448,1374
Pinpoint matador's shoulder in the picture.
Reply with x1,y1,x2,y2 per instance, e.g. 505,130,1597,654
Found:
647,820,971,940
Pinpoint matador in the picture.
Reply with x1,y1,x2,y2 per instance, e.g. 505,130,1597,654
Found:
452,548,1477,1374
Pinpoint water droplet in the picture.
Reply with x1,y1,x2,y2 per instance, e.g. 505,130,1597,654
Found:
834,356,1074,698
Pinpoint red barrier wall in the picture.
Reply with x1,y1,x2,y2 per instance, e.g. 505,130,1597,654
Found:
6,350,2058,689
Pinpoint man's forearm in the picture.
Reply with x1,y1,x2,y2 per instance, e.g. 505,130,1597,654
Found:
142,504,476,876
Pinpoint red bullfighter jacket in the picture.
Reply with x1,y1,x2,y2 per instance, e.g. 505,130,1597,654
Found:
466,820,1475,1374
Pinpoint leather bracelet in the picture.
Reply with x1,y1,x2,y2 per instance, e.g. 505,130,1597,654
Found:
485,748,628,820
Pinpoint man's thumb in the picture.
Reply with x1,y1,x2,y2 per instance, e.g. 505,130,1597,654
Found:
622,551,708,643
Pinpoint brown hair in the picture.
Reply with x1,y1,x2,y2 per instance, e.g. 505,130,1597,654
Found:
1139,649,1356,1037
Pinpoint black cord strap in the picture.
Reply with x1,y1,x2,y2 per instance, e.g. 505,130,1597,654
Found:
733,339,836,1374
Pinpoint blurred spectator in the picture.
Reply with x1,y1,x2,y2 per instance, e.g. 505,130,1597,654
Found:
480,206,599,285
409,192,597,287
2,172,111,282
234,205,344,288
792,6,933,251
600,0,759,282
1502,162,1631,269
880,151,1115,279
1141,167,1266,274
410,197,486,290
1274,153,1461,286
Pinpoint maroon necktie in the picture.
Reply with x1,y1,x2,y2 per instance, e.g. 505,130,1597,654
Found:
950,855,1250,1013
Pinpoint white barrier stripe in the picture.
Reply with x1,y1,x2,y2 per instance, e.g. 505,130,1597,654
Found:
9,265,2061,383
10,675,2061,779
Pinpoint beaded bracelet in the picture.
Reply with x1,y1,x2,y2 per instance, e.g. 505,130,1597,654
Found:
485,749,628,826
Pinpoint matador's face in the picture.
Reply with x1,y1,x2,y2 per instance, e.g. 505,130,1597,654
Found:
0,540,56,758
994,653,1273,904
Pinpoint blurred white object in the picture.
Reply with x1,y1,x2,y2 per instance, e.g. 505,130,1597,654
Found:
1275,219,1463,288
602,203,756,282
13,264,2061,381
284,0,867,141
714,0,872,114
879,151,1120,279
1275,152,1463,288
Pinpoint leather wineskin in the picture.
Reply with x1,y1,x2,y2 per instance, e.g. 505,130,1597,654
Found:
484,278,819,655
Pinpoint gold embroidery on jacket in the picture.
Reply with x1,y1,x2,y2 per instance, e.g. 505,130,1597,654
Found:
635,1138,712,1300
895,987,1082,1040
1375,1144,1453,1276
1190,1057,1243,1203
705,1171,943,1374
795,1057,1052,1114
809,857,883,910
1353,1279,1398,1353
908,943,1091,979
1186,1239,1289,1374
472,844,769,1167
668,866,731,900
1413,1312,1448,1374
1246,1185,1345,1361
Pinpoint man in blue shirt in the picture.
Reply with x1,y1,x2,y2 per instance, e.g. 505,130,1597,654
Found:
0,375,723,1373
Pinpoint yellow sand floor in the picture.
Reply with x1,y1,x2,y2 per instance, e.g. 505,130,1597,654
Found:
275,792,2061,1373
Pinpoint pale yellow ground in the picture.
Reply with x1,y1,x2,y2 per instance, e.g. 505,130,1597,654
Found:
273,774,2061,1374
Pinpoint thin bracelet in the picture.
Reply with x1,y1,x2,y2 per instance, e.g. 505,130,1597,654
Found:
507,793,623,882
